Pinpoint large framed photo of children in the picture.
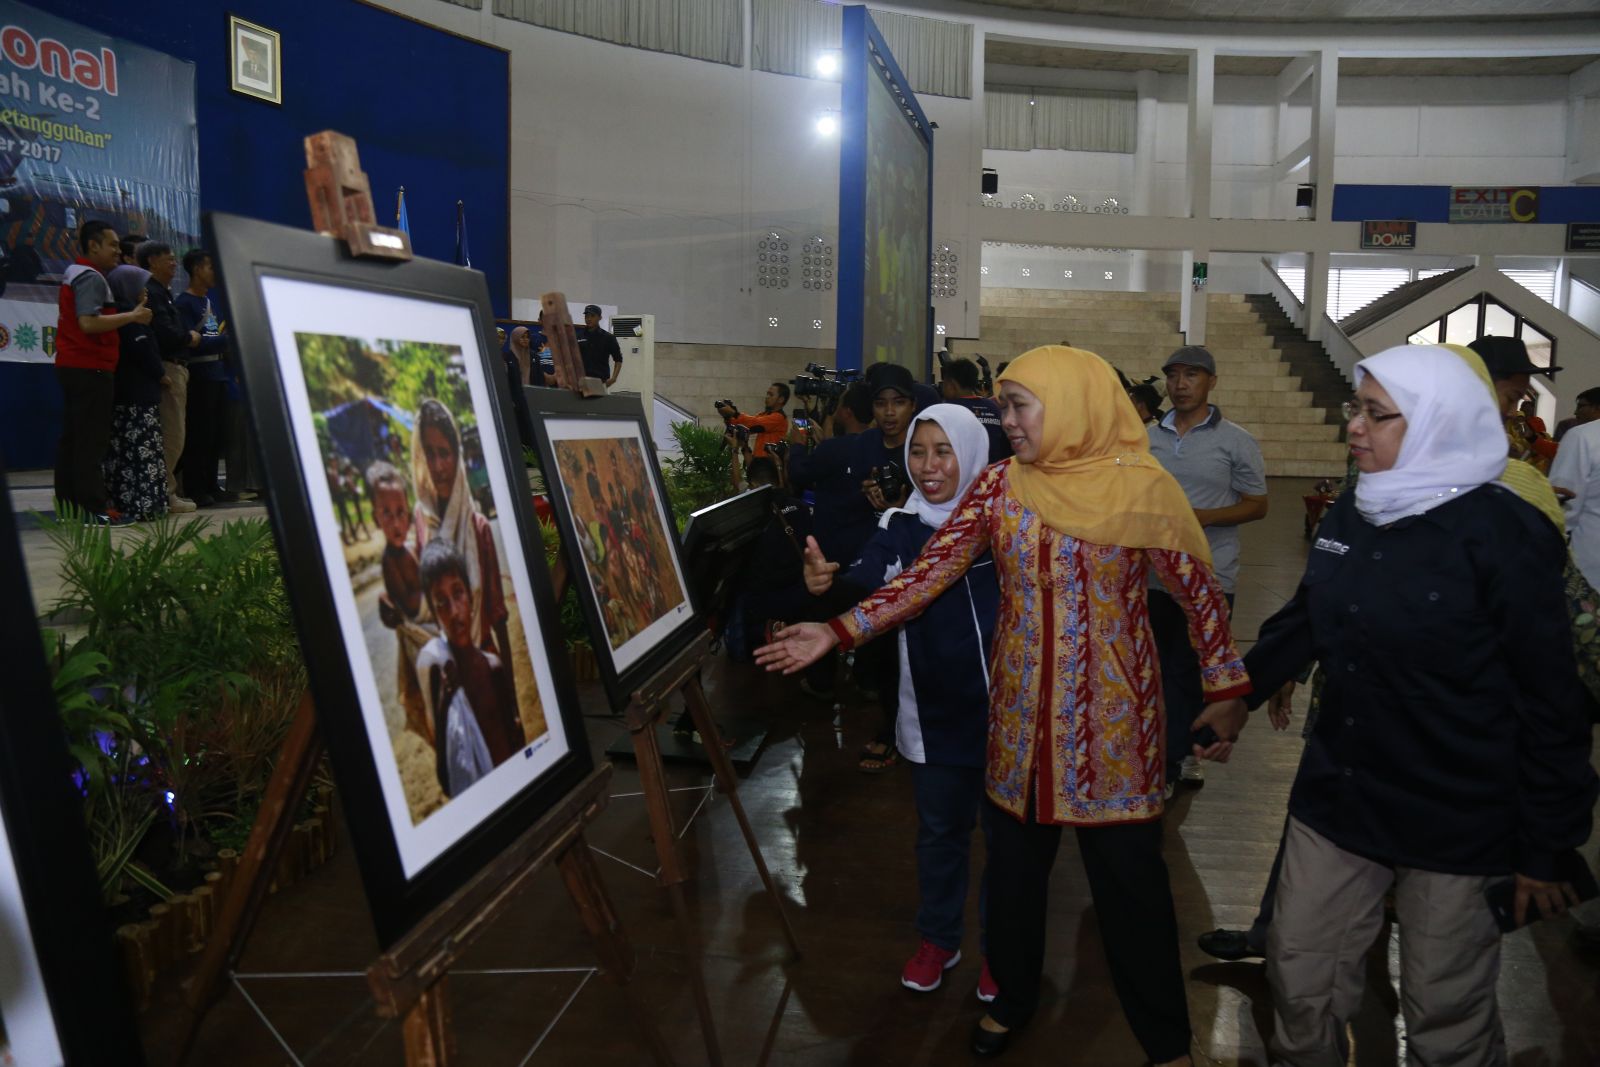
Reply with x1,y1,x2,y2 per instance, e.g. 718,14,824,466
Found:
205,213,592,946
524,392,698,710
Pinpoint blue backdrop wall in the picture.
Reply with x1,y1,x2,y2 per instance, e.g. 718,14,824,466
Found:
0,0,510,470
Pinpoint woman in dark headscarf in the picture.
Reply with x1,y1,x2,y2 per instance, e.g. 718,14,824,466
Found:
103,265,168,521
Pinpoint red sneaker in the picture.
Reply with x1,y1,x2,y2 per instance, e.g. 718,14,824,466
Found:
976,959,998,1003
900,939,961,992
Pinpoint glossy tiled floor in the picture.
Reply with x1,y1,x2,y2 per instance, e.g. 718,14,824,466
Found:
13,476,1600,1065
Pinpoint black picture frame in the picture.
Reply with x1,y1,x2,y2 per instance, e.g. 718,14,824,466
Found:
0,465,145,1065
523,390,701,712
204,212,593,947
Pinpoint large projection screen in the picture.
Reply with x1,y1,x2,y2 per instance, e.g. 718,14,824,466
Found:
837,7,933,377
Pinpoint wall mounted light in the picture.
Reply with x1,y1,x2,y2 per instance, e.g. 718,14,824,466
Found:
815,50,841,78
816,110,839,136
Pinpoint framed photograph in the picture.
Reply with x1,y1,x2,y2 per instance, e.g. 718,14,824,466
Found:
525,391,699,711
205,212,592,946
0,468,144,1065
229,15,281,105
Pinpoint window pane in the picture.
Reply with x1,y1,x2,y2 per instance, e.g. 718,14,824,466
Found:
1444,302,1481,345
1522,322,1554,369
1501,269,1556,305
1482,300,1516,339
1408,319,1443,346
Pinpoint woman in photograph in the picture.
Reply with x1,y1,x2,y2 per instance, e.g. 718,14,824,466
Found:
757,347,1249,1065
411,398,513,664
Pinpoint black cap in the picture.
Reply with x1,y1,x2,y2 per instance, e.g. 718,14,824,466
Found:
583,304,602,318
865,361,915,399
1162,345,1216,375
1468,335,1561,378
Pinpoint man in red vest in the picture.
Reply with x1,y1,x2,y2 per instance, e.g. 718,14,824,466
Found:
56,220,151,524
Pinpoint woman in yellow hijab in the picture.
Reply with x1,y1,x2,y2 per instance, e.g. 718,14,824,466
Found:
758,347,1251,1064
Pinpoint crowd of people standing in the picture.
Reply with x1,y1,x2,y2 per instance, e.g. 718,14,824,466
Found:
54,219,257,525
749,336,1597,1065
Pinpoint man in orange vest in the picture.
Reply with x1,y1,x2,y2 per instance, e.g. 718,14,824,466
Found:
55,220,152,525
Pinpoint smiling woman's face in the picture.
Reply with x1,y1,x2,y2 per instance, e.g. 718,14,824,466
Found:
997,380,1045,464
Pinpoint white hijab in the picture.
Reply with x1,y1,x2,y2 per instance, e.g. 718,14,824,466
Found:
1352,345,1507,528
411,402,487,642
885,403,992,530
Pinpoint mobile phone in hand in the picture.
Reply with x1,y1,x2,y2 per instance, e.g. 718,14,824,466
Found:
1484,851,1599,933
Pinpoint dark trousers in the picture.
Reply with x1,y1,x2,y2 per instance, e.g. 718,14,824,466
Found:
983,801,1191,1062
1150,588,1234,775
222,395,258,493
1245,816,1291,952
854,634,900,744
910,762,988,953
182,377,226,500
54,366,116,514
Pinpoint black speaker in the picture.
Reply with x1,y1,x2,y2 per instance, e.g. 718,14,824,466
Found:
1295,184,1315,209
982,169,998,195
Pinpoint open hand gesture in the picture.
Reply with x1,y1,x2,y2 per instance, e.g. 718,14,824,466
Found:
802,535,839,595
754,622,838,674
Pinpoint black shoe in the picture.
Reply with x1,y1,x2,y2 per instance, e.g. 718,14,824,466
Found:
1197,928,1264,961
969,1018,1011,1058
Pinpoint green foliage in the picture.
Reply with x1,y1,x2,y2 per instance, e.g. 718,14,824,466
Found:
660,420,735,529
381,340,473,426
538,516,593,650
41,510,307,892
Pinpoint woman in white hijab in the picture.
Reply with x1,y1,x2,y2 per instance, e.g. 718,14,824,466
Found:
802,403,1004,1000
1213,345,1596,1065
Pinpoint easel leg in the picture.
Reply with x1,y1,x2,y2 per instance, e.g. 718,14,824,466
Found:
176,690,324,1064
632,716,723,1067
557,835,677,1067
401,977,453,1066
682,675,802,960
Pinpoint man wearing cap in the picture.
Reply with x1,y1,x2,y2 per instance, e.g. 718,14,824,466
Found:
576,304,623,386
1470,335,1561,473
1147,345,1268,791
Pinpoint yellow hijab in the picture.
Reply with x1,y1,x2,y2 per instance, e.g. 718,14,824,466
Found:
1440,343,1566,531
996,346,1213,563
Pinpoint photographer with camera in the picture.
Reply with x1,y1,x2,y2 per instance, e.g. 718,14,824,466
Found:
717,383,790,453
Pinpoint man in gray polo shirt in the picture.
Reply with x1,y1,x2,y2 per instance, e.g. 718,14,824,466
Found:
1147,345,1268,791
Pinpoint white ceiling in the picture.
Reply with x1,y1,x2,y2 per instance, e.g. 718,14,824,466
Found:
964,0,1600,22
984,40,1600,75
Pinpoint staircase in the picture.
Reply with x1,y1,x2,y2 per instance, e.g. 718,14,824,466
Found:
949,289,1350,478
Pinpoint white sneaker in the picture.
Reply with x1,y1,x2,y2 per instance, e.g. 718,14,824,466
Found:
168,495,198,514
1180,755,1205,787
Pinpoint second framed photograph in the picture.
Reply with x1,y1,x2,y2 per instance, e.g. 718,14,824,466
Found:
229,14,281,104
525,391,699,710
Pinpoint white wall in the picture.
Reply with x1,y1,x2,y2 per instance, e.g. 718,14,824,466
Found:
1571,276,1600,339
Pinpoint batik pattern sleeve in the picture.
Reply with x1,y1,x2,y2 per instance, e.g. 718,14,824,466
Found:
1146,548,1252,700
828,464,1002,649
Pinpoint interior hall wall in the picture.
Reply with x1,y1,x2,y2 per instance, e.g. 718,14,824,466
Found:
2,0,510,470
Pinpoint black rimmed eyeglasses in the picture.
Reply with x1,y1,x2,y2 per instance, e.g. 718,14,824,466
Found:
1341,400,1403,425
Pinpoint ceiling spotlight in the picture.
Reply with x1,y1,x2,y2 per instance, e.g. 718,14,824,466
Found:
816,111,839,136
815,50,841,77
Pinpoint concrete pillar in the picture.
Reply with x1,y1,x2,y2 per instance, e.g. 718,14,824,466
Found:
1129,70,1160,291
1310,48,1338,223
1187,47,1214,221
1306,248,1330,341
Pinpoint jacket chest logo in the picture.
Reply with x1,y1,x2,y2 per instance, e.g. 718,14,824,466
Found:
1313,537,1350,556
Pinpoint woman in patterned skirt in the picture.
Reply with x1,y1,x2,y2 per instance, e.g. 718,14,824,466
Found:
757,347,1251,1065
104,265,169,522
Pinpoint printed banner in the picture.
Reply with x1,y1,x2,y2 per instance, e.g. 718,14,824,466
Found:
0,2,198,363
1568,223,1600,252
1448,186,1540,225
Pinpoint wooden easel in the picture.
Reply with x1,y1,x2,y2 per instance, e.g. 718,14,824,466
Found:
174,706,674,1066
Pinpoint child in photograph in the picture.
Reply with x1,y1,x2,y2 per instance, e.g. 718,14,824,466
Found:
411,398,511,659
369,461,437,742
416,538,526,798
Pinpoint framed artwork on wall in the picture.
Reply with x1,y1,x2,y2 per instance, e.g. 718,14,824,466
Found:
206,211,592,946
0,467,145,1065
524,391,699,711
229,14,281,105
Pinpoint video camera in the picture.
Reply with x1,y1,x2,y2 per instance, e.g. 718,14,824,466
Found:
789,363,861,416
